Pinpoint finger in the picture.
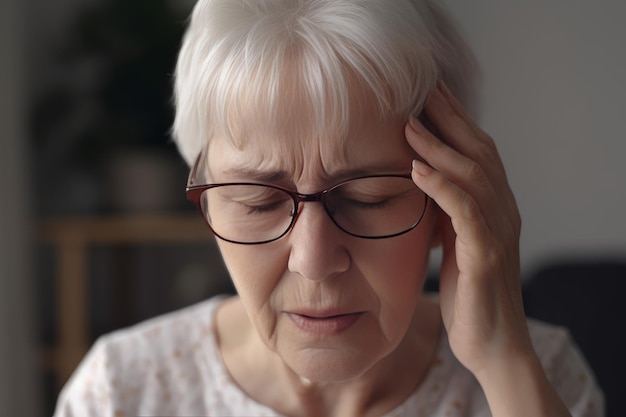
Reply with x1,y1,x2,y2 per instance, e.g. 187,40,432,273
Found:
411,159,491,246
424,85,507,185
413,158,510,297
431,82,489,146
406,118,498,218
419,89,517,219
439,82,482,134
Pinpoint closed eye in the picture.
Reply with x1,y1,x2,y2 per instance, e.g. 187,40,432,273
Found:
244,199,289,214
344,197,389,209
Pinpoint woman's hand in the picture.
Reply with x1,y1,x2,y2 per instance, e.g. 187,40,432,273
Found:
406,83,571,416
406,82,529,372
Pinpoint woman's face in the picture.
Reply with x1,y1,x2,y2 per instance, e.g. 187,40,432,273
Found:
208,108,437,383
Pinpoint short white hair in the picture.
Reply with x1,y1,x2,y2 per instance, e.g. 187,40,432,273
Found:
173,0,476,166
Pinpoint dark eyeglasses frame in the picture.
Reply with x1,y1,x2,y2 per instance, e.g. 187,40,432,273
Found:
186,154,429,245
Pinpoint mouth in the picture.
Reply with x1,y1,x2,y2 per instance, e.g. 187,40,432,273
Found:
286,311,363,336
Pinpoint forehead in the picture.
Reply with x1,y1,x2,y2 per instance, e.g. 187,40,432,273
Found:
202,70,417,185
205,110,414,187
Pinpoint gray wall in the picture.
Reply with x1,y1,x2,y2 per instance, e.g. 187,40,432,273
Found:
441,0,626,273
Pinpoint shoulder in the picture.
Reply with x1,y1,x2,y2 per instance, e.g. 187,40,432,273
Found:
101,294,224,361
97,294,227,377
53,295,233,417
403,319,604,417
527,319,605,417
527,318,593,381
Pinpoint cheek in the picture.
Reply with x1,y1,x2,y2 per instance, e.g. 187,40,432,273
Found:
374,239,429,303
217,241,289,339
357,214,436,338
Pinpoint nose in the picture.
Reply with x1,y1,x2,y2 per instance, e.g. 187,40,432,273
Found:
287,202,351,281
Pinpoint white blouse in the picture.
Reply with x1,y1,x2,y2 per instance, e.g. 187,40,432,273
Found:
54,296,604,417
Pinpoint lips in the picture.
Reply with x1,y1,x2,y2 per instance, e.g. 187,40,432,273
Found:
286,311,363,336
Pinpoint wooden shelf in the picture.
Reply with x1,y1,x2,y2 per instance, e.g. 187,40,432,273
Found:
38,213,215,388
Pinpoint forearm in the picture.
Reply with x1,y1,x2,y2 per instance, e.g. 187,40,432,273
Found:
476,352,571,417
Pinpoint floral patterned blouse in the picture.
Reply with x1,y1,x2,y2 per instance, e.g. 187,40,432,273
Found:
54,296,604,417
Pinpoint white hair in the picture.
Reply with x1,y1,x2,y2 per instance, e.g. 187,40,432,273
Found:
173,0,476,165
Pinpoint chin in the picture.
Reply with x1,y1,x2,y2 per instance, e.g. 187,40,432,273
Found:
284,346,386,384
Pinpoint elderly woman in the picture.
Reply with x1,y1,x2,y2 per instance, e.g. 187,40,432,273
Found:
54,1,603,416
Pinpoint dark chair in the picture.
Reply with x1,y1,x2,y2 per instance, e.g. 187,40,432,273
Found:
523,259,626,417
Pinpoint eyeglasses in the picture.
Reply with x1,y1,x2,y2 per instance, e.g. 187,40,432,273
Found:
186,154,429,245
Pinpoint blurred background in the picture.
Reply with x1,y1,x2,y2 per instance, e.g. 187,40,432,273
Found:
1,0,625,416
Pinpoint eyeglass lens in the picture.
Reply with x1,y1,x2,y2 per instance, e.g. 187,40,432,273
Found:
199,177,426,244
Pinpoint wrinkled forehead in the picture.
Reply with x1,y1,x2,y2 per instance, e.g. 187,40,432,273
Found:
204,132,338,186
204,82,398,183
204,115,376,186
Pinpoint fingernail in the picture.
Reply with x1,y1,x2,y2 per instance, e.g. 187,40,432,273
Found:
412,159,431,176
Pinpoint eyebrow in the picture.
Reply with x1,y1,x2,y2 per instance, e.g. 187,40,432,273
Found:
221,167,289,183
221,164,410,185
330,163,413,181
331,167,388,179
